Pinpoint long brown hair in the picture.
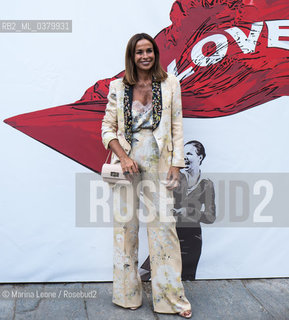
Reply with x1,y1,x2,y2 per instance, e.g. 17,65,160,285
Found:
123,33,168,85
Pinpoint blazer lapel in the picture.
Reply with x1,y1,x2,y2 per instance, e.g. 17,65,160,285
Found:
123,77,162,145
123,84,133,145
152,77,162,131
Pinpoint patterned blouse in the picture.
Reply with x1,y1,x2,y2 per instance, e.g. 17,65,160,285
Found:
131,100,153,132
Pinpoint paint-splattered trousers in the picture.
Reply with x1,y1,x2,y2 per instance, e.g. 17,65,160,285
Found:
112,129,191,313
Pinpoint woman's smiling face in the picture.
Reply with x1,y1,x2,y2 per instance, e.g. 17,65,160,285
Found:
134,39,155,73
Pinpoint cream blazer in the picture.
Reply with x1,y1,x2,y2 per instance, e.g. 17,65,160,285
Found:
101,73,185,172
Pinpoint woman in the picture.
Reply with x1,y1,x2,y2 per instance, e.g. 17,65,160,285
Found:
101,33,192,318
174,140,216,280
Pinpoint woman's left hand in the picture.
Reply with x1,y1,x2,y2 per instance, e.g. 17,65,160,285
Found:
165,166,180,190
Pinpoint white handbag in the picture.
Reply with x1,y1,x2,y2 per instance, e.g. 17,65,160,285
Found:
101,151,130,185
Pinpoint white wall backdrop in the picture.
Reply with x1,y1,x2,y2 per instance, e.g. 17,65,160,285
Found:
1,0,289,282
0,0,174,282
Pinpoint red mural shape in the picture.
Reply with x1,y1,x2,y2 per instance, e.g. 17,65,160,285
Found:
4,0,289,172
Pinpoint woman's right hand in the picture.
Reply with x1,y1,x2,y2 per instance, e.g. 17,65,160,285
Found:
120,155,139,182
120,155,139,175
107,139,139,179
